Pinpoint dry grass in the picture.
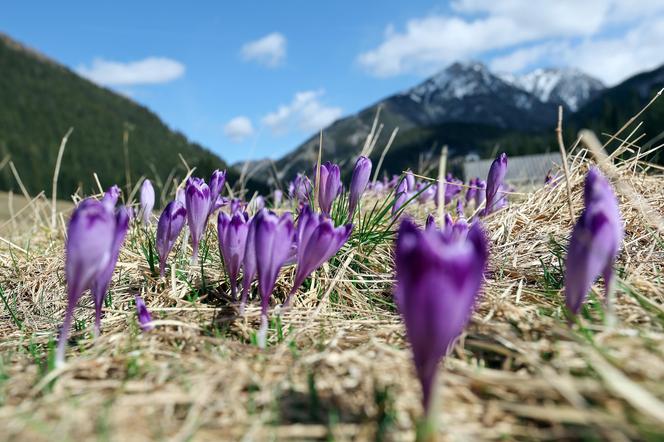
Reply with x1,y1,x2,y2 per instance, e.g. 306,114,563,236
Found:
1,128,664,441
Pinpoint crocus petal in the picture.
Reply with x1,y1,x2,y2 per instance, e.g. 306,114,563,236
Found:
484,153,508,215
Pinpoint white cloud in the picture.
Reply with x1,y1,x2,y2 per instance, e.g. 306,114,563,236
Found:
358,0,664,84
77,57,185,86
224,116,255,143
262,90,342,136
241,32,287,67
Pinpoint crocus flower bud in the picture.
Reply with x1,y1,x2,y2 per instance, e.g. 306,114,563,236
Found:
101,185,121,212
254,210,294,347
91,206,130,337
208,170,227,215
405,170,416,191
249,195,265,213
218,211,250,300
444,174,463,205
175,187,186,205
156,200,187,276
185,177,211,264
135,294,153,332
286,206,352,306
317,162,342,216
392,178,409,216
348,156,372,219
417,182,436,203
564,167,623,316
289,173,312,203
465,178,478,205
140,179,155,225
395,218,488,419
475,180,486,207
57,199,116,365
273,189,283,208
483,153,508,215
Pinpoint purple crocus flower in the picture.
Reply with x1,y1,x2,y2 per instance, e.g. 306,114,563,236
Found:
140,179,155,225
392,178,409,216
289,173,312,203
285,206,352,306
156,200,187,277
483,153,508,215
465,178,478,205
475,180,486,207
101,185,121,212
249,195,266,213
91,206,130,337
185,177,211,264
395,218,488,418
57,199,116,365
175,187,186,205
348,156,372,219
417,182,437,203
564,167,623,316
254,209,294,347
317,162,342,216
444,174,463,205
135,294,153,332
218,211,250,300
405,171,416,191
456,198,464,217
273,189,283,208
208,169,227,216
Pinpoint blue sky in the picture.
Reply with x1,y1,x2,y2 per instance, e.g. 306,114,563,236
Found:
3,1,664,163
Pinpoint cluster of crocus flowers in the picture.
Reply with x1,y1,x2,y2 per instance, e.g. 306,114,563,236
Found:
564,167,623,319
57,191,130,365
286,205,352,306
394,217,488,432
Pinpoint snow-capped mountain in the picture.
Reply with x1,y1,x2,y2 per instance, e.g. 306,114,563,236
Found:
390,61,557,130
499,68,605,111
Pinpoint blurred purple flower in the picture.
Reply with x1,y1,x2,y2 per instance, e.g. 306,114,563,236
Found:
254,210,294,347
348,156,372,219
392,178,409,216
564,167,623,315
218,211,250,300
230,198,245,215
317,162,342,216
156,200,187,277
289,173,312,203
101,185,121,212
185,177,211,264
273,189,283,208
175,187,186,205
405,170,416,191
209,170,226,207
394,218,488,416
140,179,155,225
249,195,266,213
417,182,437,203
444,174,463,205
465,178,478,205
286,206,352,306
91,206,130,337
57,199,116,365
483,153,508,215
135,294,154,332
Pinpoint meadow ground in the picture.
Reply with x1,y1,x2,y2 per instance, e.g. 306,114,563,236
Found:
0,132,663,441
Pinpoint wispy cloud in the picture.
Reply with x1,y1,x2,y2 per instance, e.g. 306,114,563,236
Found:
77,57,185,86
262,90,342,136
357,0,664,84
223,116,255,143
241,32,287,68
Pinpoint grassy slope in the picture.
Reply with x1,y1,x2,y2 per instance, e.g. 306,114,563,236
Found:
0,34,233,200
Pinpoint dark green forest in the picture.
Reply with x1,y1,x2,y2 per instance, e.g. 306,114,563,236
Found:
0,34,233,201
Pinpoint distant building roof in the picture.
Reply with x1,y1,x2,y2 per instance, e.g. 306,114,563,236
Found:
463,152,562,183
